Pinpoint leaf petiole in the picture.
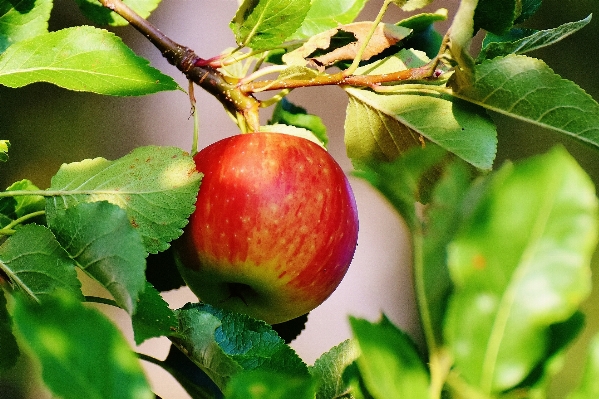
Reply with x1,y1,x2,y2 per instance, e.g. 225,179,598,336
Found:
0,210,46,236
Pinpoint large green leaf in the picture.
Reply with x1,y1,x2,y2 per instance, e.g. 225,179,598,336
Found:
289,0,368,40
0,224,83,303
0,26,179,95
478,15,592,61
47,202,147,314
74,0,161,27
0,289,19,371
46,146,201,254
225,370,315,399
350,316,429,399
345,88,496,170
230,0,311,50
453,55,599,149
0,0,52,53
172,303,309,391
444,147,598,393
13,290,153,399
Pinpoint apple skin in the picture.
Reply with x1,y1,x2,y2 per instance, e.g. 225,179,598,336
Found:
175,132,359,324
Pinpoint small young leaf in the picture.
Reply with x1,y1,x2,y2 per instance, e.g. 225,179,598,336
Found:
398,9,447,58
401,0,435,11
310,339,359,399
0,139,9,162
478,15,592,61
444,147,598,393
13,290,154,399
46,146,201,254
47,202,147,314
0,289,19,371
74,0,161,27
6,179,45,218
290,0,368,40
568,333,599,399
172,303,309,391
0,26,179,95
225,370,316,399
131,281,177,345
260,124,325,148
474,0,518,35
0,224,83,303
269,98,328,146
454,55,599,150
0,0,52,53
349,315,429,399
230,0,311,50
514,0,542,24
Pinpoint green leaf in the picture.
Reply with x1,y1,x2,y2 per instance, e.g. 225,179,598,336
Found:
0,26,180,95
401,0,435,12
225,370,316,399
454,55,599,150
231,0,311,50
349,315,429,399
478,15,592,61
289,0,368,40
268,98,328,146
6,179,45,218
310,339,360,399
172,303,309,391
353,144,447,231
131,281,177,345
74,0,161,27
47,202,146,314
0,224,83,303
0,139,9,162
46,145,201,254
0,289,19,371
420,160,472,347
13,290,153,399
474,0,518,35
568,333,599,399
444,147,598,393
345,87,497,170
0,0,52,53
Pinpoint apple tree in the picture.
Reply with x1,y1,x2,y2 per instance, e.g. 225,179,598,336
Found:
1,0,599,398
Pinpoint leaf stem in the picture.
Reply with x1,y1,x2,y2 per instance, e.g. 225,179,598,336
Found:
0,210,46,236
85,296,121,308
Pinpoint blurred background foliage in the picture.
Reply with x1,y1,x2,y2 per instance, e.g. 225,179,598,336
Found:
1,0,599,398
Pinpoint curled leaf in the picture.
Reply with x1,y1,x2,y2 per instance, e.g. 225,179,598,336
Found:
283,22,412,69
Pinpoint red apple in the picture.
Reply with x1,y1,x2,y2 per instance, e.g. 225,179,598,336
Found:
176,132,359,324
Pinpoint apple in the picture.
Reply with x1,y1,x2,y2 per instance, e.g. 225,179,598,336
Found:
175,132,359,324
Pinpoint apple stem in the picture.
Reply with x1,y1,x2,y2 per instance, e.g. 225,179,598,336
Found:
97,0,261,132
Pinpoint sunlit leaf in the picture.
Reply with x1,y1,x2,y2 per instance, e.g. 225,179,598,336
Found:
310,339,359,399
0,0,52,53
444,147,598,393
350,315,429,399
290,0,367,39
0,26,179,95
0,224,83,303
47,202,146,314
269,98,328,146
13,290,153,399
454,55,599,150
230,0,310,50
46,146,201,254
225,370,315,399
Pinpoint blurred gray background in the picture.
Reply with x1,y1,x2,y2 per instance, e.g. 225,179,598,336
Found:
1,0,599,398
